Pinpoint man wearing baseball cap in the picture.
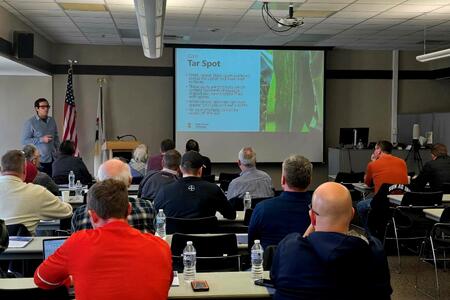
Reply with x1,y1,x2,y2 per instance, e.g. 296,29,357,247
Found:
154,151,236,220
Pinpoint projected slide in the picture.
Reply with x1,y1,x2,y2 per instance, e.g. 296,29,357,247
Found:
175,48,324,162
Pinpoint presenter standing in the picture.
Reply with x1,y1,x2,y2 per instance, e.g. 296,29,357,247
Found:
22,98,60,176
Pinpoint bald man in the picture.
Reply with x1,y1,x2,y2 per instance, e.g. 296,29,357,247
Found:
270,182,392,300
71,159,155,233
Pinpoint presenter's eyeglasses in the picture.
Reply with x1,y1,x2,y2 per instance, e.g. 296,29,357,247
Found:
308,203,320,216
38,105,51,109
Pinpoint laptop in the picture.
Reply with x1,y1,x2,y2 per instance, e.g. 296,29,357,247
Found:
43,238,68,259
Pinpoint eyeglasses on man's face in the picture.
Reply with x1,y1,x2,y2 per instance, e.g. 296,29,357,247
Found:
38,105,50,109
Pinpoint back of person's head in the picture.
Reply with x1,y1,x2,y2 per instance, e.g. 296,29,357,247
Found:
97,159,132,186
282,154,312,190
185,139,200,152
1,150,25,174
376,140,393,154
310,182,354,232
59,140,76,156
238,147,256,167
180,150,203,175
163,149,181,170
87,179,129,220
22,144,38,162
132,144,148,163
160,139,175,153
34,98,48,108
431,143,447,158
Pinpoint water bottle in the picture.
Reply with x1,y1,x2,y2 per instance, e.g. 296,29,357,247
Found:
155,209,166,239
251,240,264,280
183,241,196,282
68,171,75,189
75,180,83,201
243,192,252,211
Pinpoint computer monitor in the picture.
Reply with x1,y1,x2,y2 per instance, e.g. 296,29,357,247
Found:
43,238,67,259
339,128,369,147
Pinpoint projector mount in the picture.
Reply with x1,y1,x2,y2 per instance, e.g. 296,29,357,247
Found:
261,1,304,34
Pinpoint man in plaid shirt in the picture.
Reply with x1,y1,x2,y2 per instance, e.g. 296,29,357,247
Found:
71,159,155,233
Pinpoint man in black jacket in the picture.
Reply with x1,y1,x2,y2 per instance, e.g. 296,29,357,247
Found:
271,182,392,300
154,151,235,220
410,143,450,192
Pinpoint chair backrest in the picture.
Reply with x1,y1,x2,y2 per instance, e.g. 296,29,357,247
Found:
170,233,240,272
440,207,450,223
263,244,277,271
335,172,365,184
6,224,31,237
229,197,271,211
218,173,239,191
166,216,218,234
202,174,215,183
442,182,450,194
243,209,253,226
401,191,443,206
0,220,8,254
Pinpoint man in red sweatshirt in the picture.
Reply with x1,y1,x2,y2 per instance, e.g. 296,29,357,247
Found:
34,179,173,300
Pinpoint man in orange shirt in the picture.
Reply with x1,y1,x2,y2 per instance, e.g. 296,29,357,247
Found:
357,140,408,230
34,179,173,300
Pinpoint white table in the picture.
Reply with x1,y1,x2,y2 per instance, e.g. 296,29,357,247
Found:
216,211,245,222
0,271,272,298
423,208,444,222
388,194,450,206
129,184,139,192
352,183,373,200
1,237,63,260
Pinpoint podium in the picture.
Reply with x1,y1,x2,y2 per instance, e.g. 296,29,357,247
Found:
102,141,141,160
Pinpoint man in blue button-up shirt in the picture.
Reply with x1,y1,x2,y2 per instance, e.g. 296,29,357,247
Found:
22,98,60,176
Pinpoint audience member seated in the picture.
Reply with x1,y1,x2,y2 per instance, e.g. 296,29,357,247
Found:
0,150,72,235
52,140,93,185
138,150,180,200
147,138,175,171
23,144,59,195
227,147,274,200
410,143,450,192
185,139,212,177
248,154,312,249
271,182,392,300
34,179,173,300
129,144,148,179
71,159,155,233
357,140,408,230
154,151,235,220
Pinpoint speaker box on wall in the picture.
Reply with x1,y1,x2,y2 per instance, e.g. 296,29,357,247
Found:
13,32,34,59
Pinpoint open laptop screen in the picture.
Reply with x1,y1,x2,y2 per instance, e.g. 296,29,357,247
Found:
43,238,68,259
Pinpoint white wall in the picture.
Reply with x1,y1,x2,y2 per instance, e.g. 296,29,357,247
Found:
0,75,52,157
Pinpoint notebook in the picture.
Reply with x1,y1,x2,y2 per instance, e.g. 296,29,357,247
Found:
8,236,33,248
43,238,68,259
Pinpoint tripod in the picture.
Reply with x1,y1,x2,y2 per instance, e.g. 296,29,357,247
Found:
405,139,423,173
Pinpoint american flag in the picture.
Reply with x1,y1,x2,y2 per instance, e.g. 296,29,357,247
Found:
62,65,79,155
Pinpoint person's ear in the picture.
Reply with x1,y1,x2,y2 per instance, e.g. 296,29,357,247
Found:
351,207,355,220
126,203,132,217
281,175,286,186
310,210,317,226
88,210,99,225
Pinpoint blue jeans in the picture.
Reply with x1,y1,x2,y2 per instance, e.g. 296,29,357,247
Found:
357,197,373,231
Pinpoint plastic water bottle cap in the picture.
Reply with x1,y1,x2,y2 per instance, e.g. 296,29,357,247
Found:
159,209,163,212
254,240,260,244
187,241,193,245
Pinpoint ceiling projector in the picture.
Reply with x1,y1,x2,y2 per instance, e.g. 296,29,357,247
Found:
278,17,304,27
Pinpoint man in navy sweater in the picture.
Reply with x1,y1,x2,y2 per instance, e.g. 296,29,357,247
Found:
248,154,312,249
270,182,392,300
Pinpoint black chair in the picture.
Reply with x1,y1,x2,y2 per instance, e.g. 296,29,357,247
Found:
166,216,218,234
202,174,215,183
0,220,9,278
368,183,411,240
334,171,365,184
229,197,271,211
263,245,277,271
0,286,70,299
170,233,240,272
416,207,450,299
441,182,450,194
243,209,253,226
131,176,144,184
385,191,444,272
218,173,239,192
6,224,31,237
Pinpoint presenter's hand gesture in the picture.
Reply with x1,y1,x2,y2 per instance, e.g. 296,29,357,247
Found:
41,135,53,143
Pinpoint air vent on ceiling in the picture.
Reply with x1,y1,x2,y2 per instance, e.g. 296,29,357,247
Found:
165,35,190,41
59,3,107,11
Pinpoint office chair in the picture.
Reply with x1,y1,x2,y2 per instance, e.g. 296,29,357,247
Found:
228,197,271,211
416,207,450,300
166,216,218,234
334,172,365,184
170,233,240,272
384,191,443,273
218,173,239,192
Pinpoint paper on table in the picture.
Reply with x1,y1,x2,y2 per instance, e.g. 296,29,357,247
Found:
171,271,179,287
8,236,33,248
